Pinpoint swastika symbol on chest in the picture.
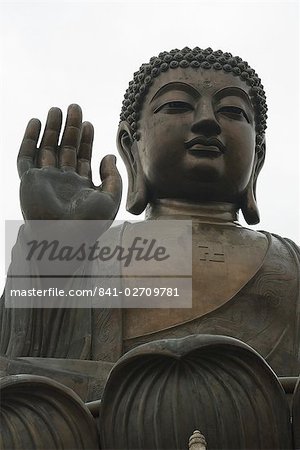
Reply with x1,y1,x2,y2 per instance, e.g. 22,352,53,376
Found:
197,243,225,262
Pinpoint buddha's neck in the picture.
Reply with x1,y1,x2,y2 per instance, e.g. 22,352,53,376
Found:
145,199,241,226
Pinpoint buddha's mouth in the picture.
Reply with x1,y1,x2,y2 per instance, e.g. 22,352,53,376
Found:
185,136,226,156
187,145,223,158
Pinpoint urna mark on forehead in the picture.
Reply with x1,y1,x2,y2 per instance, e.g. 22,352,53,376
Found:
145,68,254,110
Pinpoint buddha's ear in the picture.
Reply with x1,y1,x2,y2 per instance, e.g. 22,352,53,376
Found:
116,121,149,215
241,137,266,225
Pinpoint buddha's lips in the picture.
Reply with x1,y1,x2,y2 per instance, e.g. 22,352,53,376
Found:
185,137,226,154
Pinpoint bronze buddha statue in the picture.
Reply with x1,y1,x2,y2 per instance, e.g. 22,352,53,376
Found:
1,47,299,392
115,49,300,376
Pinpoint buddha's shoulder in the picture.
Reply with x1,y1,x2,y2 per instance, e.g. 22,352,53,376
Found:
239,226,299,250
257,229,299,257
243,230,300,284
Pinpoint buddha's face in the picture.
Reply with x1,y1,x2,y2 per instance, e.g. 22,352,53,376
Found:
135,67,257,204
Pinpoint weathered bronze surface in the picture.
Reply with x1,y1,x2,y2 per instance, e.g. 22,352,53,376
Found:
100,335,293,449
0,374,99,449
292,376,300,447
0,47,299,449
0,356,113,402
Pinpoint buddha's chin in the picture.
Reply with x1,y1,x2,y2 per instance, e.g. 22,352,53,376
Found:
156,181,238,204
183,161,224,184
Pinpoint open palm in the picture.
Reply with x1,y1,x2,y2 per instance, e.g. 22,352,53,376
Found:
18,104,122,221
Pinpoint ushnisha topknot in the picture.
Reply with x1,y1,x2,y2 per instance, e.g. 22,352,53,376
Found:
120,46,267,153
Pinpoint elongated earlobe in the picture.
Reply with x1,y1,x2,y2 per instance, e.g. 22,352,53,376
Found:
116,122,149,214
241,140,265,225
241,178,260,225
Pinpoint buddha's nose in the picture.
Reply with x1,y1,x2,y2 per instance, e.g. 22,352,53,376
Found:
191,102,221,137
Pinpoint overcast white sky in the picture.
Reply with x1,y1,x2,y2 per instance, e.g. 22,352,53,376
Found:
0,0,299,285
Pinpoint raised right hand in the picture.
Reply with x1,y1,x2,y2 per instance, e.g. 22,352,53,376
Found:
17,104,122,221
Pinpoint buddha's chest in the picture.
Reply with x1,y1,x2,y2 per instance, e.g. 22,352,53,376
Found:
191,224,268,314
124,225,269,339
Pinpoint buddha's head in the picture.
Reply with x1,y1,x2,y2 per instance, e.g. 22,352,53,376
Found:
117,47,267,224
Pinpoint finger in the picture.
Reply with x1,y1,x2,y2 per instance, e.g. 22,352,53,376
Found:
17,118,41,178
99,154,122,203
77,121,94,178
37,107,62,168
59,104,82,170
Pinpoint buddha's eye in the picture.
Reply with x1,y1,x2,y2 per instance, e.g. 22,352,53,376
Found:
154,101,193,114
217,106,249,122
